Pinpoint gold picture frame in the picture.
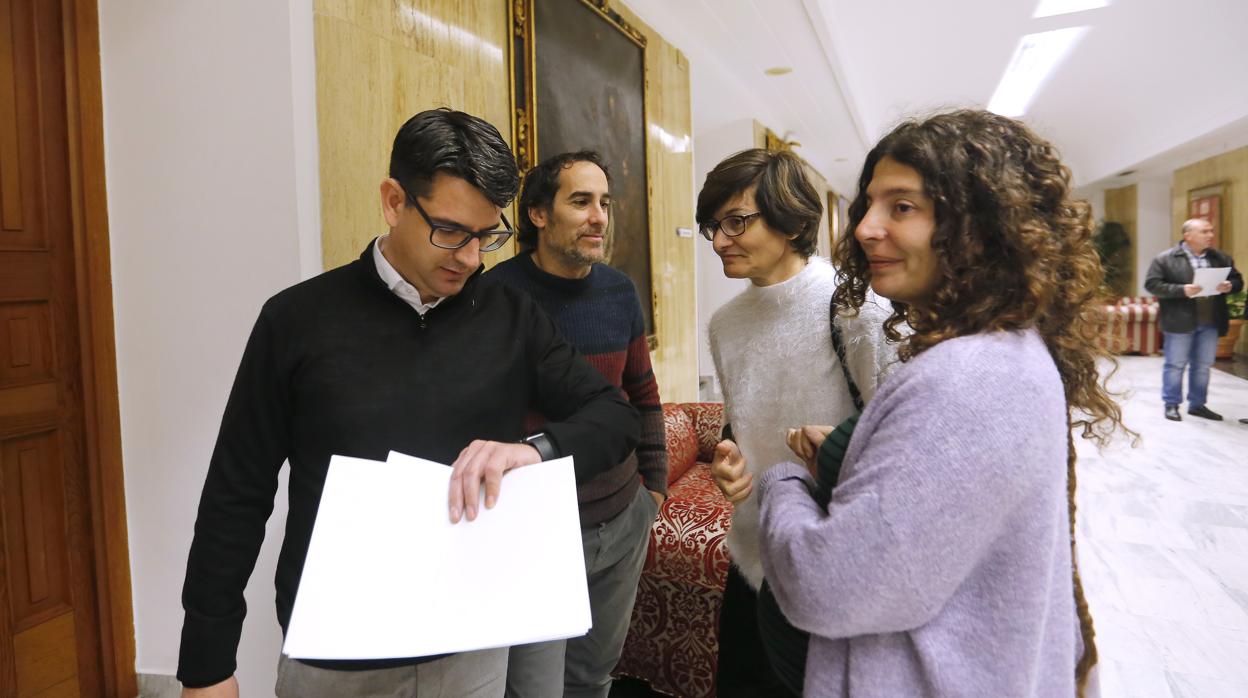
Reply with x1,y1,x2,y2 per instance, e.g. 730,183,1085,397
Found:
507,0,657,348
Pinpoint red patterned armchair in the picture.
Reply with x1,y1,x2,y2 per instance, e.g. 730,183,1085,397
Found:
1095,296,1161,355
614,403,731,698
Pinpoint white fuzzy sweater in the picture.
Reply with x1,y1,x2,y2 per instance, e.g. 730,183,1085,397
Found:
708,256,896,590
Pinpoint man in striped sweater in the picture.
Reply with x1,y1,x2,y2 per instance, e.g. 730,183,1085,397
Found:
485,151,666,698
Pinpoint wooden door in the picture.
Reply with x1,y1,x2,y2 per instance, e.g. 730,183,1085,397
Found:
0,0,106,695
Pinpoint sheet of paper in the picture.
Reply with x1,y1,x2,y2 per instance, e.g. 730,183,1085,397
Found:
1192,266,1231,297
282,452,590,660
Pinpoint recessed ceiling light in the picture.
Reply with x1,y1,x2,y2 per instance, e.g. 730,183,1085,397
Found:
764,66,793,76
987,27,1087,117
1033,0,1109,18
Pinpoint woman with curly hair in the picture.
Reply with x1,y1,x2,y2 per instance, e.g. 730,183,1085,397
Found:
756,110,1125,696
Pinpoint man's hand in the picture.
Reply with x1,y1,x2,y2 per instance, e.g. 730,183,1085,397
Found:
448,441,542,523
649,489,665,509
710,439,752,504
1185,283,1203,297
1217,280,1233,294
787,426,834,479
182,676,238,698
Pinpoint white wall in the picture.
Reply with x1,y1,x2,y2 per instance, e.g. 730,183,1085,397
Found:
692,118,754,396
1135,177,1173,295
100,0,320,694
1082,187,1106,225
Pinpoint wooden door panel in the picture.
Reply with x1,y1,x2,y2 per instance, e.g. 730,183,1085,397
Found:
3,431,71,629
0,384,55,420
0,302,53,384
0,0,103,695
0,253,52,301
0,0,45,249
0,0,24,235
12,612,78,697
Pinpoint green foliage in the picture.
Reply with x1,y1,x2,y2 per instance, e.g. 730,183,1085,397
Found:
1093,221,1132,297
1227,289,1247,319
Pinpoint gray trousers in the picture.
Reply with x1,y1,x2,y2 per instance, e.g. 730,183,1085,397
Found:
505,486,658,698
275,647,507,698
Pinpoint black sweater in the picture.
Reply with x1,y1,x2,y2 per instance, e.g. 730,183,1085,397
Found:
177,242,640,687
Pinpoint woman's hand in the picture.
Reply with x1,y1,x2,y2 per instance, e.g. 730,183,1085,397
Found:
710,439,752,503
786,425,835,478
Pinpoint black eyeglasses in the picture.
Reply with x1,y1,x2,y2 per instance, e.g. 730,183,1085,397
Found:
699,211,762,241
410,197,514,252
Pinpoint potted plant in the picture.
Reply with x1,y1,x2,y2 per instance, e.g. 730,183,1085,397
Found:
1092,221,1132,300
1217,289,1247,359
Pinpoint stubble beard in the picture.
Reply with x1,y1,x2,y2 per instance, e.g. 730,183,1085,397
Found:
554,232,606,269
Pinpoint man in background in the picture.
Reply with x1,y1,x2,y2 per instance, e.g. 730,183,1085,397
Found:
487,150,666,698
1145,218,1243,421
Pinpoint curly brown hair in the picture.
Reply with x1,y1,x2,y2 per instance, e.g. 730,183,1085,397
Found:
832,109,1131,695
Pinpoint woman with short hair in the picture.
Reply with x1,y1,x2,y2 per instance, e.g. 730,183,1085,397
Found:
698,148,894,696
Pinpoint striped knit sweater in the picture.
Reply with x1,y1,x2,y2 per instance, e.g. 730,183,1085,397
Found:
486,252,667,526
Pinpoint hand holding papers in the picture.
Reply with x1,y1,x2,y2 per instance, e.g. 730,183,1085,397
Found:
447,440,543,523
1191,267,1231,297
283,453,590,660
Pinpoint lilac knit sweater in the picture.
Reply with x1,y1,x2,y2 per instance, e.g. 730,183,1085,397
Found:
758,329,1092,697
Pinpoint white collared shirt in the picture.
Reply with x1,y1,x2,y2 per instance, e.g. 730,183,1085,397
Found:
373,235,446,316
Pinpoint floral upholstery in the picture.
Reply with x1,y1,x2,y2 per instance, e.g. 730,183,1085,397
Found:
616,403,732,698
684,403,724,462
663,404,699,486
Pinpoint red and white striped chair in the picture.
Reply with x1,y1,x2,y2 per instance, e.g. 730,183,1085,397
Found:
1095,296,1161,355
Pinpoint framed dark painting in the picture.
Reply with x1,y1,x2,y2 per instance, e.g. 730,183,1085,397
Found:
1188,183,1227,250
510,0,655,339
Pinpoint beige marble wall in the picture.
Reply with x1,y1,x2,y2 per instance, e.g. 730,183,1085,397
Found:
1105,183,1139,294
313,0,698,400
1172,146,1248,353
619,3,697,401
314,0,513,268
1172,145,1248,267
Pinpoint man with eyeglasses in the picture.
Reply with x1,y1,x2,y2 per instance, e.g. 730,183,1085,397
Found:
176,110,640,698
486,151,667,698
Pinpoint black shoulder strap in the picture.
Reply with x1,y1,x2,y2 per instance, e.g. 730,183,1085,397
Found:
830,297,865,411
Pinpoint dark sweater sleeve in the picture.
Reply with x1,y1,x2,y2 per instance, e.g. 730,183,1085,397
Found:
621,309,667,496
178,310,291,687
527,304,641,483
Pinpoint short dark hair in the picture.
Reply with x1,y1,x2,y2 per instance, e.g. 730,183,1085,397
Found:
695,148,823,258
389,108,520,208
516,151,611,251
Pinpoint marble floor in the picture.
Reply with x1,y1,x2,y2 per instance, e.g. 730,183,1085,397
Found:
1077,356,1248,696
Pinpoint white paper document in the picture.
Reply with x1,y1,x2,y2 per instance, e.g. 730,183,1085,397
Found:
282,452,590,660
1192,267,1231,297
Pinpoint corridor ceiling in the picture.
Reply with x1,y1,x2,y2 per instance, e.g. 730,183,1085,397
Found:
624,0,1248,193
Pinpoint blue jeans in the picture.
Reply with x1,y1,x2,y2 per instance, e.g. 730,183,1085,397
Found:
1162,325,1219,408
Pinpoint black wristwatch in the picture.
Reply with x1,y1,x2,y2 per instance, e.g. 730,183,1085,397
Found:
518,432,558,462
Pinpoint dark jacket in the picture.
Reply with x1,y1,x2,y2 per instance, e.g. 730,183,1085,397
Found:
177,241,640,688
1144,244,1243,335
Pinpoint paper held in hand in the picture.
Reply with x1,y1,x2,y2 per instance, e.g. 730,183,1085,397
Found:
1192,267,1231,297
282,453,590,660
